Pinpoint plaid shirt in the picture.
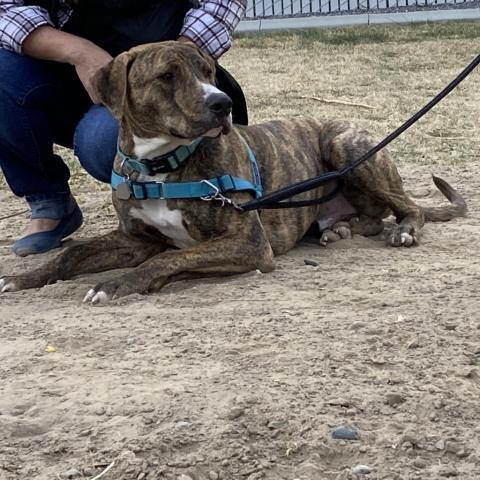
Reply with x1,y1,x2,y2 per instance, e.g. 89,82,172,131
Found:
0,0,246,59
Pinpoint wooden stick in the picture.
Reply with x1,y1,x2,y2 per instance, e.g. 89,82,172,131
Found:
0,209,29,222
294,95,375,110
90,462,115,480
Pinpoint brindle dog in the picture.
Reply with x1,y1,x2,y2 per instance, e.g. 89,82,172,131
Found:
0,42,466,302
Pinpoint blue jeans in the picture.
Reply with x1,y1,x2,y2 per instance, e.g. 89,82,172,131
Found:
0,48,117,218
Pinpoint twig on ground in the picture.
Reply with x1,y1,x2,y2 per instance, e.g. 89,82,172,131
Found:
90,461,115,480
424,133,471,140
294,95,375,110
0,209,29,222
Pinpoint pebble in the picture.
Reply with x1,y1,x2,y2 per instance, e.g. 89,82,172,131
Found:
413,458,427,469
444,323,458,331
439,466,458,477
435,439,445,450
95,407,106,416
445,441,461,454
178,475,193,480
226,407,245,420
61,468,81,479
402,431,421,446
331,426,359,440
352,464,372,475
175,421,192,429
385,393,406,406
328,397,351,407
304,258,319,267
209,471,219,480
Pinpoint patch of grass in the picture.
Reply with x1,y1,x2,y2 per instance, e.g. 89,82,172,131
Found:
235,20,480,47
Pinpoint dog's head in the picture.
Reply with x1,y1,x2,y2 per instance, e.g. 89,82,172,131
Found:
92,41,233,141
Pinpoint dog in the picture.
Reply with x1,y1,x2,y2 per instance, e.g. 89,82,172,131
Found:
0,42,466,302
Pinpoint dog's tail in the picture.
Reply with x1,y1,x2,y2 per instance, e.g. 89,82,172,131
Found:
422,175,467,222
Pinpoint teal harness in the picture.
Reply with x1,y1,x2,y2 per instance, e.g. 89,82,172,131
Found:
111,138,262,203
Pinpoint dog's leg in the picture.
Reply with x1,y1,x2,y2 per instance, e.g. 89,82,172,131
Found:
324,125,425,247
0,230,166,293
83,229,275,303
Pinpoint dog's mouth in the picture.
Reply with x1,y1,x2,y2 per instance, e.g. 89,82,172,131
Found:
203,114,232,137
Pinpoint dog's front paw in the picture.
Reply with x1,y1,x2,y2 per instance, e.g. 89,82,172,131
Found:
387,225,418,247
83,277,144,304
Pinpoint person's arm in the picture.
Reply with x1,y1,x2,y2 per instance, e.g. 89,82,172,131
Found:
179,0,247,59
0,2,111,102
23,26,113,102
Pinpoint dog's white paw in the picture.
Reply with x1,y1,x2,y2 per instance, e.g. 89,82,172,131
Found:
400,232,415,247
0,277,17,293
83,288,109,304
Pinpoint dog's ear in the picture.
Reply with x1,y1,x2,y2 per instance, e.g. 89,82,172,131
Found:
91,52,135,119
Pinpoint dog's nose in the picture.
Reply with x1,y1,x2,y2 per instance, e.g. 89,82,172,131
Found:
206,93,232,116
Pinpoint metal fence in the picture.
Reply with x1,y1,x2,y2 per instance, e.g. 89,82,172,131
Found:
245,0,476,17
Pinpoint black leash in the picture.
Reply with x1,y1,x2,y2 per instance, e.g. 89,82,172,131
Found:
237,53,480,213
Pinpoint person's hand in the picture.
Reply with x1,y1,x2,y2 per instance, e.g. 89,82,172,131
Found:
177,36,197,48
73,44,113,103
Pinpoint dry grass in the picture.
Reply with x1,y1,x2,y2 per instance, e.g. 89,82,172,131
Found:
225,21,480,167
1,21,479,192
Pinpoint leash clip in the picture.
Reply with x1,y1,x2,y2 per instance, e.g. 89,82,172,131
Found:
200,180,238,209
120,157,131,179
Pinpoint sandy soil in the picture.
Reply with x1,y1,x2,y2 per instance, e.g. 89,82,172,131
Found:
1,24,480,480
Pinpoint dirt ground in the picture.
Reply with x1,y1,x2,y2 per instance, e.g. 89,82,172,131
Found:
1,23,479,480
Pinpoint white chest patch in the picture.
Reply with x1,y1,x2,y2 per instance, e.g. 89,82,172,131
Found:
127,136,198,249
130,199,196,249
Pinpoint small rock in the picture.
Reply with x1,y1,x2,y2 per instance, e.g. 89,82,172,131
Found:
407,339,420,349
435,439,446,450
178,475,193,480
350,321,366,330
304,258,319,267
226,407,245,420
444,323,457,331
331,426,359,440
433,399,445,409
95,407,106,416
439,465,458,477
175,421,192,429
385,393,406,407
209,471,219,480
61,469,81,479
413,458,427,469
267,420,286,430
137,474,146,480
328,397,351,407
456,449,468,458
402,431,421,446
352,464,372,475
445,441,461,454
359,446,367,453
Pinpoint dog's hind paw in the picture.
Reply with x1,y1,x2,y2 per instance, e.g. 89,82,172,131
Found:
0,277,18,293
83,288,109,304
319,229,341,246
387,227,418,247
320,222,353,246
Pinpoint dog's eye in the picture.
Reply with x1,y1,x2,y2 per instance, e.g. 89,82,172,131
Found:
159,72,174,81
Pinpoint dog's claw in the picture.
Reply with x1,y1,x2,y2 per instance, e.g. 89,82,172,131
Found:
83,289,96,303
92,291,108,304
